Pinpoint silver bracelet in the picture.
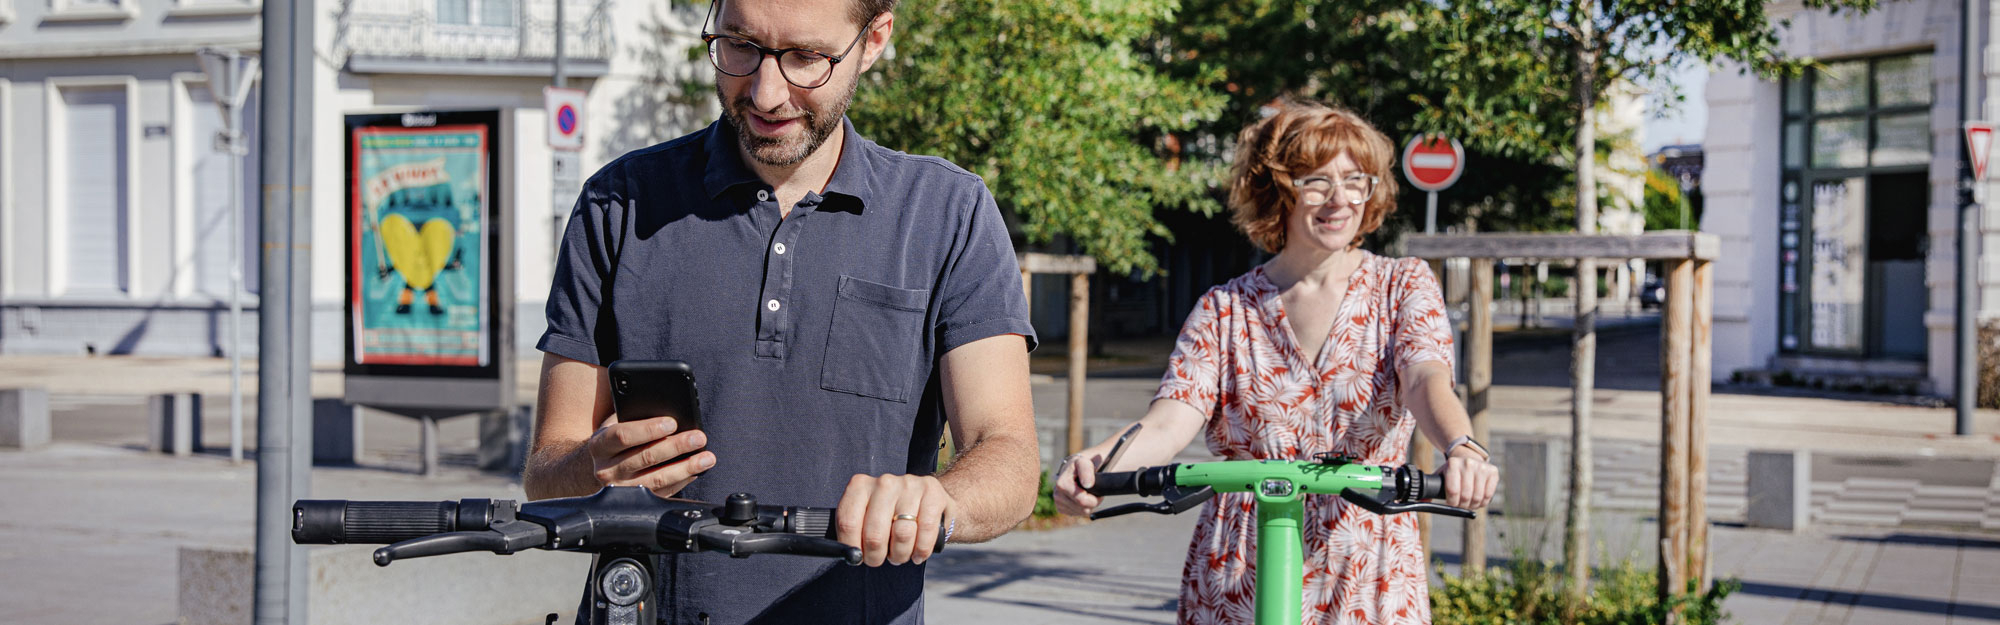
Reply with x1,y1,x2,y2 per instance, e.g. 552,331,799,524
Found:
942,517,956,544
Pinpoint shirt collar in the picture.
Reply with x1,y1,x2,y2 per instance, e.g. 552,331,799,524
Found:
700,116,876,213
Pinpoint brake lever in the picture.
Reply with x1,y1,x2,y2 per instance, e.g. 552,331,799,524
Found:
1089,485,1216,520
371,518,551,566
696,528,863,565
1337,488,1477,519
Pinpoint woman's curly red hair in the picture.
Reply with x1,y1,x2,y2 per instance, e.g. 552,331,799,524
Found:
1227,100,1399,253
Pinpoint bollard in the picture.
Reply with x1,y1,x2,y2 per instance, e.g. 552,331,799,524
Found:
1500,436,1566,518
312,398,364,465
149,392,204,456
0,387,51,450
1746,449,1810,531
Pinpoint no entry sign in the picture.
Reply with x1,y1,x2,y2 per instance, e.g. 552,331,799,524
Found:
1402,136,1464,192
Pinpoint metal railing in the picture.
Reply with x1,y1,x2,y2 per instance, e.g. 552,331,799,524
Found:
340,0,611,62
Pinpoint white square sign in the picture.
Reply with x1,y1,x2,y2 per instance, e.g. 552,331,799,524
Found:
546,87,587,151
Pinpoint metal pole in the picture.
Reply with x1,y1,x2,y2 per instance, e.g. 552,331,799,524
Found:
1425,191,1438,234
1958,0,1980,436
228,100,244,465
254,0,313,620
551,0,570,256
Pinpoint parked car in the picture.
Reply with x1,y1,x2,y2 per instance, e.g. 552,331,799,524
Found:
1639,277,1666,309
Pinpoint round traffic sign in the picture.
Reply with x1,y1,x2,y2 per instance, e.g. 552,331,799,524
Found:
1401,136,1464,192
556,104,579,136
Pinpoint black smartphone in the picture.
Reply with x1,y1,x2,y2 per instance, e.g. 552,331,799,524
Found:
608,360,703,435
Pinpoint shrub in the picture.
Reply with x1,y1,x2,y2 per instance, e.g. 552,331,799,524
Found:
1432,557,1738,625
1981,320,2000,409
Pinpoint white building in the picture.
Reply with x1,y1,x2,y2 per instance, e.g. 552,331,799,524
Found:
0,0,709,359
1703,0,1996,396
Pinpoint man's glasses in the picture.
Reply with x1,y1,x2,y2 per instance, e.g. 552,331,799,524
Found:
701,11,879,89
1293,174,1379,207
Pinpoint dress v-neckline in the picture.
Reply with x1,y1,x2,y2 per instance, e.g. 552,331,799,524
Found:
1258,254,1371,374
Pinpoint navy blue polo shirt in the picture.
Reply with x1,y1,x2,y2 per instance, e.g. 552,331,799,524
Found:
539,117,1036,625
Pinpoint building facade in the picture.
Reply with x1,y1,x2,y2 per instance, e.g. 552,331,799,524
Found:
0,0,708,359
1704,0,1997,395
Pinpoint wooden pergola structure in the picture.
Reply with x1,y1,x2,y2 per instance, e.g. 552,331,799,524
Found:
1019,253,1099,456
1407,231,1718,599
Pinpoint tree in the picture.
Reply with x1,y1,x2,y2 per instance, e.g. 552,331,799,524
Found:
1142,0,1581,239
1433,0,1880,599
850,0,1227,276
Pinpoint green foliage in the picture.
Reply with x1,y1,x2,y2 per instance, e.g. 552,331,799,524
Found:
1643,168,1689,231
1143,0,1577,238
852,0,1227,276
1433,558,1739,625
1033,470,1059,519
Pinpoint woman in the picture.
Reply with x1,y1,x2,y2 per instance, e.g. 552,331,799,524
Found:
1053,100,1500,625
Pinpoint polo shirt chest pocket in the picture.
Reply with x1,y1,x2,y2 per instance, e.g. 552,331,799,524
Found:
821,276,930,402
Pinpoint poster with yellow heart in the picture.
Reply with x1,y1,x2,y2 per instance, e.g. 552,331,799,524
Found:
349,124,489,367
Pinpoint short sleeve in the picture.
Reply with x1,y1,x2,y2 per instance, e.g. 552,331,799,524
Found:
536,177,621,366
1391,258,1454,377
1154,288,1227,418
933,187,1038,354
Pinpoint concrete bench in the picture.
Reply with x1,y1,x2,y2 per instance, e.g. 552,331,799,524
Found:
0,387,50,450
313,398,366,465
178,543,589,625
1746,449,1810,531
148,392,203,456
1498,435,1567,519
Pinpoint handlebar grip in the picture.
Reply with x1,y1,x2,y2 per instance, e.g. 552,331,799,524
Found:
293,500,459,545
789,507,948,554
1085,471,1142,497
1416,469,1446,501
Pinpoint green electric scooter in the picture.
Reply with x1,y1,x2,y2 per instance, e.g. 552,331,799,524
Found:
1084,425,1476,625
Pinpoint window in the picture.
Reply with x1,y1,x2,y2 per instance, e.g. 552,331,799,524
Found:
56,85,131,296
437,0,513,26
1778,51,1932,358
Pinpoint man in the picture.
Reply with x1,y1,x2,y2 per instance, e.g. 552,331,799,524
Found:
523,0,1041,622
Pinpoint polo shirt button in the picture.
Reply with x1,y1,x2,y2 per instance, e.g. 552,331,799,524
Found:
756,189,770,201
766,299,781,311
774,243,787,255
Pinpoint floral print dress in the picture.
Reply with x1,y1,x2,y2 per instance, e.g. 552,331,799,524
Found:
1155,252,1455,625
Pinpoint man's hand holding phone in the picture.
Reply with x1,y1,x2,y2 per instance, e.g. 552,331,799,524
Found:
584,414,713,498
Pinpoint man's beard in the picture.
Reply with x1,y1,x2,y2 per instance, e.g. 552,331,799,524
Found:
719,79,855,168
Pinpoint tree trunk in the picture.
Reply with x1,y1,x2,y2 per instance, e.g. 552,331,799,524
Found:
1565,21,1599,601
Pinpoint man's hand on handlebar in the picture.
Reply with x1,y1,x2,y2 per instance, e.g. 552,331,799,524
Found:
836,474,955,567
1441,447,1499,511
587,414,714,498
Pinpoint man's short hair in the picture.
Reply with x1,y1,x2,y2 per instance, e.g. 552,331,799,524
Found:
1226,99,1400,253
851,0,897,28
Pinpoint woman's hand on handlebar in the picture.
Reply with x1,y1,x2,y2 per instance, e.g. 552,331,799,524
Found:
586,414,714,498
1051,448,1108,517
1441,447,1498,510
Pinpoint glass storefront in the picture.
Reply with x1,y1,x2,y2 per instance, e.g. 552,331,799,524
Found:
1778,51,1932,359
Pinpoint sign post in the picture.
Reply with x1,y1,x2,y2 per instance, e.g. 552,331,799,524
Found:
546,87,586,255
196,47,260,465
1402,136,1465,233
1961,121,1991,435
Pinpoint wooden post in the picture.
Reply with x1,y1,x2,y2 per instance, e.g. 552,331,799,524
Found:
1068,272,1090,456
1464,259,1494,574
1688,260,1713,590
1659,259,1693,605
1419,260,1445,560
1021,268,1033,308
